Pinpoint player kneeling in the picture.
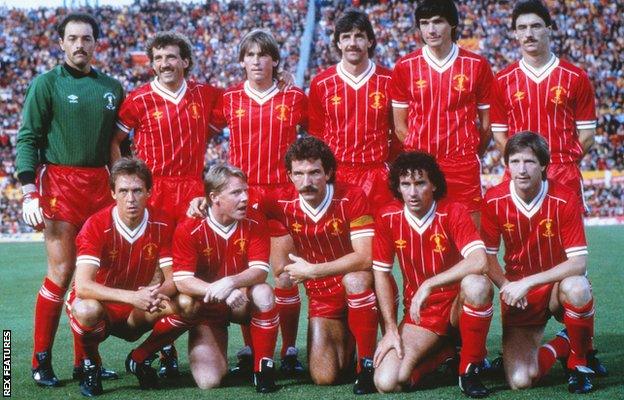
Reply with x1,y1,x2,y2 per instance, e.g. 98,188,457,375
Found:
170,164,279,392
68,158,179,396
481,132,599,394
373,152,493,398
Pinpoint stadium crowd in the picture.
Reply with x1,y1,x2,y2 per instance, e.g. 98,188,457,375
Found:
1,0,623,234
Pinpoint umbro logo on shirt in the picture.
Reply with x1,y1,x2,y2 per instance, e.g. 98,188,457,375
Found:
67,94,78,103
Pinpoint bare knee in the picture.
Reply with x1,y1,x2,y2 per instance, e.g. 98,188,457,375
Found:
374,370,401,393
559,276,592,307
508,370,534,390
72,299,104,326
342,271,373,294
250,283,275,312
176,294,201,319
310,368,338,386
461,274,493,306
194,372,224,389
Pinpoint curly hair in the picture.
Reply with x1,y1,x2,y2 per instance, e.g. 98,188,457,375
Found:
389,152,447,201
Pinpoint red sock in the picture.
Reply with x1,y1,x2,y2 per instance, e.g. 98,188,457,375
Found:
241,324,253,348
537,334,570,380
69,318,106,365
459,303,493,374
250,307,279,372
274,286,301,358
347,289,379,363
564,300,594,369
131,315,194,362
410,342,456,386
32,278,67,367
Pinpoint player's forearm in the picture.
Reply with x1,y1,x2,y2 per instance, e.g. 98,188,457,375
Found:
493,132,508,162
392,107,409,143
477,109,492,157
374,270,398,331
578,128,595,156
486,254,508,289
75,279,137,305
522,256,587,288
175,276,211,298
230,267,269,289
424,250,487,290
110,129,127,166
312,251,372,279
157,267,178,298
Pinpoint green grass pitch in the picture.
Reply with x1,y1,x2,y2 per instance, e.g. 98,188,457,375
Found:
1,226,623,399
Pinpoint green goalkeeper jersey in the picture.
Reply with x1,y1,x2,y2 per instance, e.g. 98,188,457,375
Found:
16,64,123,180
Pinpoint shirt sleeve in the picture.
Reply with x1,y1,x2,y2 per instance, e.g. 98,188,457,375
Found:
115,95,139,134
297,91,309,131
208,85,227,134
348,188,375,240
247,211,271,272
448,203,485,258
490,77,510,135
372,212,394,272
572,70,597,131
480,194,502,255
475,58,494,110
75,217,104,268
172,222,198,282
307,77,325,137
390,60,410,109
16,75,52,177
158,219,174,269
560,194,588,258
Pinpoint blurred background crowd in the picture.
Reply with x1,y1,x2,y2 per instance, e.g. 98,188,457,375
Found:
1,0,622,234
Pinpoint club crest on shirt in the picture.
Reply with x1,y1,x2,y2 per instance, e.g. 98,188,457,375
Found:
235,108,246,118
291,222,302,233
550,86,567,105
152,110,163,120
108,248,118,262
49,197,58,213
330,95,342,105
415,79,427,89
275,104,290,121
539,219,555,238
143,243,158,260
512,91,525,102
325,218,343,236
395,238,407,250
189,102,201,119
234,238,247,254
103,92,116,110
503,222,515,233
430,233,447,253
369,91,385,110
452,74,469,92
202,246,213,258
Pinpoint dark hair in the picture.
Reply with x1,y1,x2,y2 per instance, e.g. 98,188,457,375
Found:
146,31,194,77
389,152,447,201
238,29,280,80
285,136,336,183
57,13,100,40
511,0,553,30
109,158,153,191
504,131,550,179
333,9,376,58
415,0,459,41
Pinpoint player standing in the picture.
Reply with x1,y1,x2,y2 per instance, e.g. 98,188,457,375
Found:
308,9,395,215
68,158,177,396
259,137,379,394
16,13,123,386
220,29,307,373
373,152,493,398
390,0,494,226
481,132,597,393
490,0,596,208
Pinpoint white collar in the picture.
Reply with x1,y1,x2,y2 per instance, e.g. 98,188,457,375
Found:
403,202,437,235
150,78,187,105
510,180,548,219
422,44,459,73
206,207,238,240
519,53,559,84
299,184,334,223
244,80,279,105
336,60,376,90
112,206,148,244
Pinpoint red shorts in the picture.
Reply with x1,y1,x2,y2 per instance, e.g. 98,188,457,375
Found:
249,183,290,237
306,276,347,319
438,158,482,213
547,163,585,210
150,176,204,224
37,164,112,228
403,290,458,336
501,283,555,327
336,162,395,215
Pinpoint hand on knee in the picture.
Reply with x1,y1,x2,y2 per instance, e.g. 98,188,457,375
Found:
274,272,294,289
460,274,493,306
559,276,592,307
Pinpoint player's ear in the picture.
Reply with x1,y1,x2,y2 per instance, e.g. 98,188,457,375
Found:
111,189,117,201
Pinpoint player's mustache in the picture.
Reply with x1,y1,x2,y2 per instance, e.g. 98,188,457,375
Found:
73,50,87,56
300,185,318,193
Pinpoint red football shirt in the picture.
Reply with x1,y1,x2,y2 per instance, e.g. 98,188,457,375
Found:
491,56,597,164
390,44,494,161
75,205,174,291
221,81,307,185
308,61,392,164
261,184,374,296
172,208,270,283
373,200,485,309
481,179,588,281
116,79,223,177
